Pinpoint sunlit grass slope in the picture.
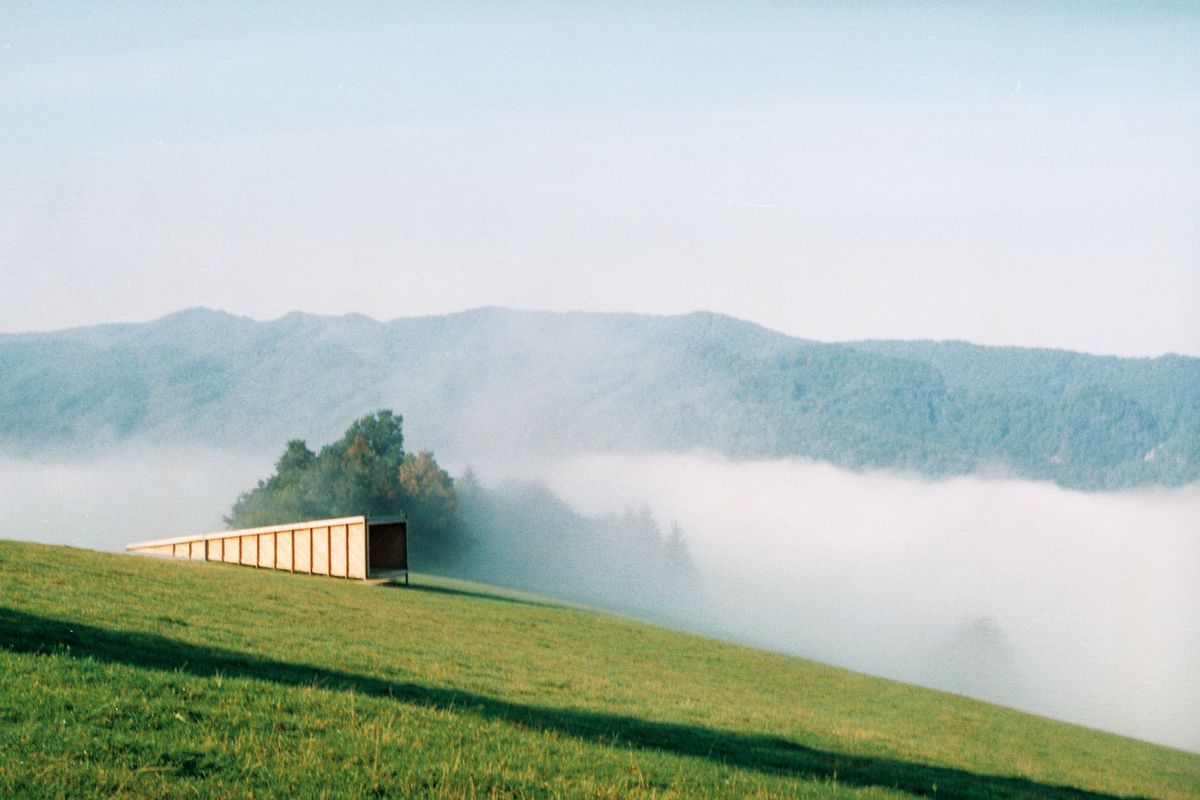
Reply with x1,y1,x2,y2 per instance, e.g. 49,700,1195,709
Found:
1,540,1196,799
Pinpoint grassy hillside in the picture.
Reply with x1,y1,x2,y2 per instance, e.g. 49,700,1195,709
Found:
1,540,1196,799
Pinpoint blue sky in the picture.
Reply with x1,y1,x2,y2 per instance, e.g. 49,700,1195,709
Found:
2,3,1197,355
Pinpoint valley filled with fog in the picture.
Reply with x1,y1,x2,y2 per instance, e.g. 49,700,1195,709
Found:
0,449,273,550
3,448,1197,752
511,453,1200,753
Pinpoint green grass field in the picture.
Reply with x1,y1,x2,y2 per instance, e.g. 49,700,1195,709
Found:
1,539,1196,799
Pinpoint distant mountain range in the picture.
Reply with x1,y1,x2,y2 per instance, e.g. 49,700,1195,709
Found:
2,307,1196,490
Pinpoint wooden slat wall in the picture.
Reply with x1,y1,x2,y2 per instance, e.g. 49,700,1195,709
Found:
130,516,378,582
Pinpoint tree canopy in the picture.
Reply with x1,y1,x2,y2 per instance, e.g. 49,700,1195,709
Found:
226,410,461,563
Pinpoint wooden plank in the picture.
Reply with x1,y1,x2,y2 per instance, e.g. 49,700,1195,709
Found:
312,526,330,575
224,536,240,564
348,521,366,579
258,532,276,569
294,528,311,573
330,524,348,577
277,530,294,572
240,535,257,567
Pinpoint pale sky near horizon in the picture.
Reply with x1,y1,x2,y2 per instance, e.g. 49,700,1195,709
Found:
2,3,1197,356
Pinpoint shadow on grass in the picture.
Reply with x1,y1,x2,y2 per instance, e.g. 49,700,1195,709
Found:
394,581,564,610
0,608,1148,800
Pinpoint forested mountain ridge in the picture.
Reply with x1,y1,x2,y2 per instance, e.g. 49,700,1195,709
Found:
1,307,1196,490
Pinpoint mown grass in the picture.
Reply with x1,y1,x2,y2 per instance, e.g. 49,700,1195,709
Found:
0,539,1196,799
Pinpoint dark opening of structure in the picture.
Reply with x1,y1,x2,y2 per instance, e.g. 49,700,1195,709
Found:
369,521,408,578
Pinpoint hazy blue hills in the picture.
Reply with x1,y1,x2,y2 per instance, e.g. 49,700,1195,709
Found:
1,307,1196,490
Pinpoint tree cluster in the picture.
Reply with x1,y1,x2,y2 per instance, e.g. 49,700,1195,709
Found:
226,410,460,563
453,473,698,620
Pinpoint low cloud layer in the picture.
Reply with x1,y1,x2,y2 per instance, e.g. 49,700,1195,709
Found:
0,449,272,550
505,452,1200,753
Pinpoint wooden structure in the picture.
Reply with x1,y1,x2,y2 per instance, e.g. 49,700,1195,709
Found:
125,515,408,583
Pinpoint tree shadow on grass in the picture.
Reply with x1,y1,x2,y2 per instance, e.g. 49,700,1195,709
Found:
393,581,564,610
0,608,1151,800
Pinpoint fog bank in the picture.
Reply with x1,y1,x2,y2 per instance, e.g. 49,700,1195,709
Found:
0,449,272,551
499,452,1200,753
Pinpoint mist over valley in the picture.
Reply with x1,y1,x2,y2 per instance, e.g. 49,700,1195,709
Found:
521,452,1200,753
